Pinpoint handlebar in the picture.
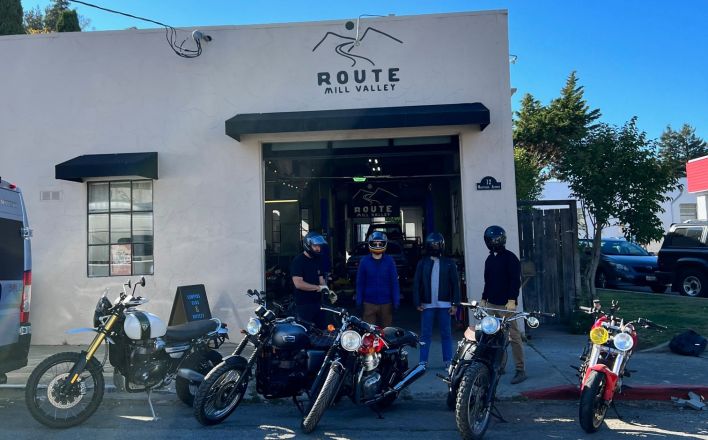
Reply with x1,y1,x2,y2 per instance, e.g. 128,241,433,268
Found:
637,317,668,330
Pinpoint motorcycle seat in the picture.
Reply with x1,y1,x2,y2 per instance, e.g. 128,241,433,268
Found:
165,320,219,341
382,327,418,348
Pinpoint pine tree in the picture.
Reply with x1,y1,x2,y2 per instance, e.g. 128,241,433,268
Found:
658,124,708,178
44,0,70,32
56,9,80,32
0,0,24,36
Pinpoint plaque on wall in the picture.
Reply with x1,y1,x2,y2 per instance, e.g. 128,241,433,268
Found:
476,176,502,190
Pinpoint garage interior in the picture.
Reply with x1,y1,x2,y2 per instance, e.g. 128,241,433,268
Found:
263,135,466,306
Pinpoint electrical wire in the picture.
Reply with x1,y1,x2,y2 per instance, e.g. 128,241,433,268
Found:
68,0,203,58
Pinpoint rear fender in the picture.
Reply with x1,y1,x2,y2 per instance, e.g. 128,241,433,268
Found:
583,364,619,401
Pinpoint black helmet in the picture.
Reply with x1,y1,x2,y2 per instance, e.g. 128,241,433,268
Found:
425,232,445,257
484,225,506,252
303,231,327,255
368,231,388,254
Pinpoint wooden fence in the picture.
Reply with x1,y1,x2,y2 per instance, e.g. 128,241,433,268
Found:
517,200,581,319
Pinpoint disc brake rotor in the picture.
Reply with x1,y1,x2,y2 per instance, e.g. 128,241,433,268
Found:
47,373,87,409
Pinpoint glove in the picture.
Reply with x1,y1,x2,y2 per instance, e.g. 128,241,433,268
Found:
449,305,457,316
505,300,517,311
318,285,329,292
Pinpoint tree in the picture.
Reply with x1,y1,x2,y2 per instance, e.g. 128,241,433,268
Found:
43,0,71,32
657,124,708,178
557,118,678,300
514,72,601,168
56,9,80,32
22,0,89,34
514,146,547,201
0,0,24,36
23,6,44,34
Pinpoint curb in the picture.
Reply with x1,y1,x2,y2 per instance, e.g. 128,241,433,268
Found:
522,384,708,401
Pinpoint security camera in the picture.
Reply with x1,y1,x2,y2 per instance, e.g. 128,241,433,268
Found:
192,30,212,42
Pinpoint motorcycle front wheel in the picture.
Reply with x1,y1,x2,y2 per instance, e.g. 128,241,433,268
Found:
455,362,492,440
301,363,343,433
579,370,608,433
25,352,105,429
193,358,248,426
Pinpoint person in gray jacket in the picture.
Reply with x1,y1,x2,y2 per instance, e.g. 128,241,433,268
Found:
412,232,461,367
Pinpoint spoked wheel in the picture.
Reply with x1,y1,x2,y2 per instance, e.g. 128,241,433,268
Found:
579,370,609,433
455,362,492,440
193,359,248,426
25,352,105,428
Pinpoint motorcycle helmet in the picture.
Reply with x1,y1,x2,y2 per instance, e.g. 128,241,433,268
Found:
484,225,506,252
425,232,445,257
303,231,327,255
368,231,388,254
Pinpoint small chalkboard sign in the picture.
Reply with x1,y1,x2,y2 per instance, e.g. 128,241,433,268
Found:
168,284,212,326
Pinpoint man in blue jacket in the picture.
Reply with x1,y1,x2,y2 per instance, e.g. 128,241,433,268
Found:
356,231,400,327
413,232,461,367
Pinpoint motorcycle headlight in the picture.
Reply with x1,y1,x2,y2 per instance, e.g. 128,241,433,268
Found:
480,316,500,335
246,318,262,335
589,326,609,345
613,332,634,351
341,330,362,351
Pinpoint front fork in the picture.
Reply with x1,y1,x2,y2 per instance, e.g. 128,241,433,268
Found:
63,314,119,391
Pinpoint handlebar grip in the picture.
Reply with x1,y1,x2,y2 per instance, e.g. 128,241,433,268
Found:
532,311,556,318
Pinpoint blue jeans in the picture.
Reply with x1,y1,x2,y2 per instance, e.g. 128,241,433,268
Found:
419,307,453,364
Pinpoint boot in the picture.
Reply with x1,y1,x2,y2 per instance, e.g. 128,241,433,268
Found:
511,370,527,384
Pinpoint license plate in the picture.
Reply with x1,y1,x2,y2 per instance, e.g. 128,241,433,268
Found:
646,275,657,281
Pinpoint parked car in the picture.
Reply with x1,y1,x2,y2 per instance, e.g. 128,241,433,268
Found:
0,178,32,384
580,238,666,293
346,241,410,283
657,221,708,297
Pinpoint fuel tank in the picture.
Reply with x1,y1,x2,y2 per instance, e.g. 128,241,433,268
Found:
271,322,309,350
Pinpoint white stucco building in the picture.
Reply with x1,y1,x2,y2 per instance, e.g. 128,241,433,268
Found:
1,11,517,344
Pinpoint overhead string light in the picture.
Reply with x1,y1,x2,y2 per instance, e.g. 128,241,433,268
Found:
68,0,210,58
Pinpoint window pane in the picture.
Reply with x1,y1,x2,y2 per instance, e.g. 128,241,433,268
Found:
132,181,153,211
88,245,109,277
88,182,109,213
669,227,704,247
110,213,131,243
110,181,131,212
132,212,153,243
88,214,109,245
133,243,154,275
110,244,132,276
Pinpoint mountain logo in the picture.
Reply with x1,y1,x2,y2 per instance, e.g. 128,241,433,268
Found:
313,23,403,67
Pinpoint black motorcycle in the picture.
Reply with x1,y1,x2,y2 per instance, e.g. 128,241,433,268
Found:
25,277,228,428
301,306,426,433
443,301,554,440
193,289,335,425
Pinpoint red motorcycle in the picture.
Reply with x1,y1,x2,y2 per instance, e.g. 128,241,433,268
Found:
576,300,666,433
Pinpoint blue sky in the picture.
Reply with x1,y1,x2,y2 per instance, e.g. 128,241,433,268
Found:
21,0,707,141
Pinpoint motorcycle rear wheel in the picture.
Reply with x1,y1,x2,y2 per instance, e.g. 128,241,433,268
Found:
579,370,608,433
25,352,105,429
193,358,248,426
455,362,492,440
175,351,219,407
301,363,343,433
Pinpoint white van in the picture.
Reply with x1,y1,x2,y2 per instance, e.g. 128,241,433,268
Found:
0,177,32,383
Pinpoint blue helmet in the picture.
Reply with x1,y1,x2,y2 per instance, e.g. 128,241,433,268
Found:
303,231,327,255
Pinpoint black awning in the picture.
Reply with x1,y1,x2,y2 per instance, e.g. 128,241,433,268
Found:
55,152,158,182
225,103,490,141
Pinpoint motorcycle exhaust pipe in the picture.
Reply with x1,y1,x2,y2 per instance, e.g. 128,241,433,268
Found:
177,368,205,383
392,362,427,392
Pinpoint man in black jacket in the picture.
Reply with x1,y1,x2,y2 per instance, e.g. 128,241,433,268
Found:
413,232,461,367
481,225,526,384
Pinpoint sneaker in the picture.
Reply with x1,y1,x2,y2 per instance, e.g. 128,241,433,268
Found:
511,370,527,384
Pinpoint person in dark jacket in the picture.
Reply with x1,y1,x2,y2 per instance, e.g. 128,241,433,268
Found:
356,231,400,327
413,232,461,367
480,225,526,384
291,231,329,328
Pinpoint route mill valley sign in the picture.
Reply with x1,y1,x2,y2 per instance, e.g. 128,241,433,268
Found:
349,185,400,218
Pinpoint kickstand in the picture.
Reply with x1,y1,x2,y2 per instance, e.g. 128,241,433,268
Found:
293,395,305,416
146,389,159,421
490,403,507,423
610,401,622,421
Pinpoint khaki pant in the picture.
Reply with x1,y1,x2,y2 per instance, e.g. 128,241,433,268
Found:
488,302,525,372
363,302,393,328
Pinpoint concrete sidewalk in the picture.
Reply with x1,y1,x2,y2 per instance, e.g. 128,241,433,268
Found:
2,325,706,401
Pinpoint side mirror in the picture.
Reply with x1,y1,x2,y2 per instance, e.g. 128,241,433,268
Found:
125,280,132,289
527,316,540,328
139,276,146,287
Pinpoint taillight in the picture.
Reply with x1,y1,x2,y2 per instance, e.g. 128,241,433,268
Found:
20,270,31,323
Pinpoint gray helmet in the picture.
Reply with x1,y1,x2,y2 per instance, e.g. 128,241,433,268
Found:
484,225,506,252
303,231,327,255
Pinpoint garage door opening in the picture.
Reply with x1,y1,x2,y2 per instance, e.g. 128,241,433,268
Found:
263,135,465,309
